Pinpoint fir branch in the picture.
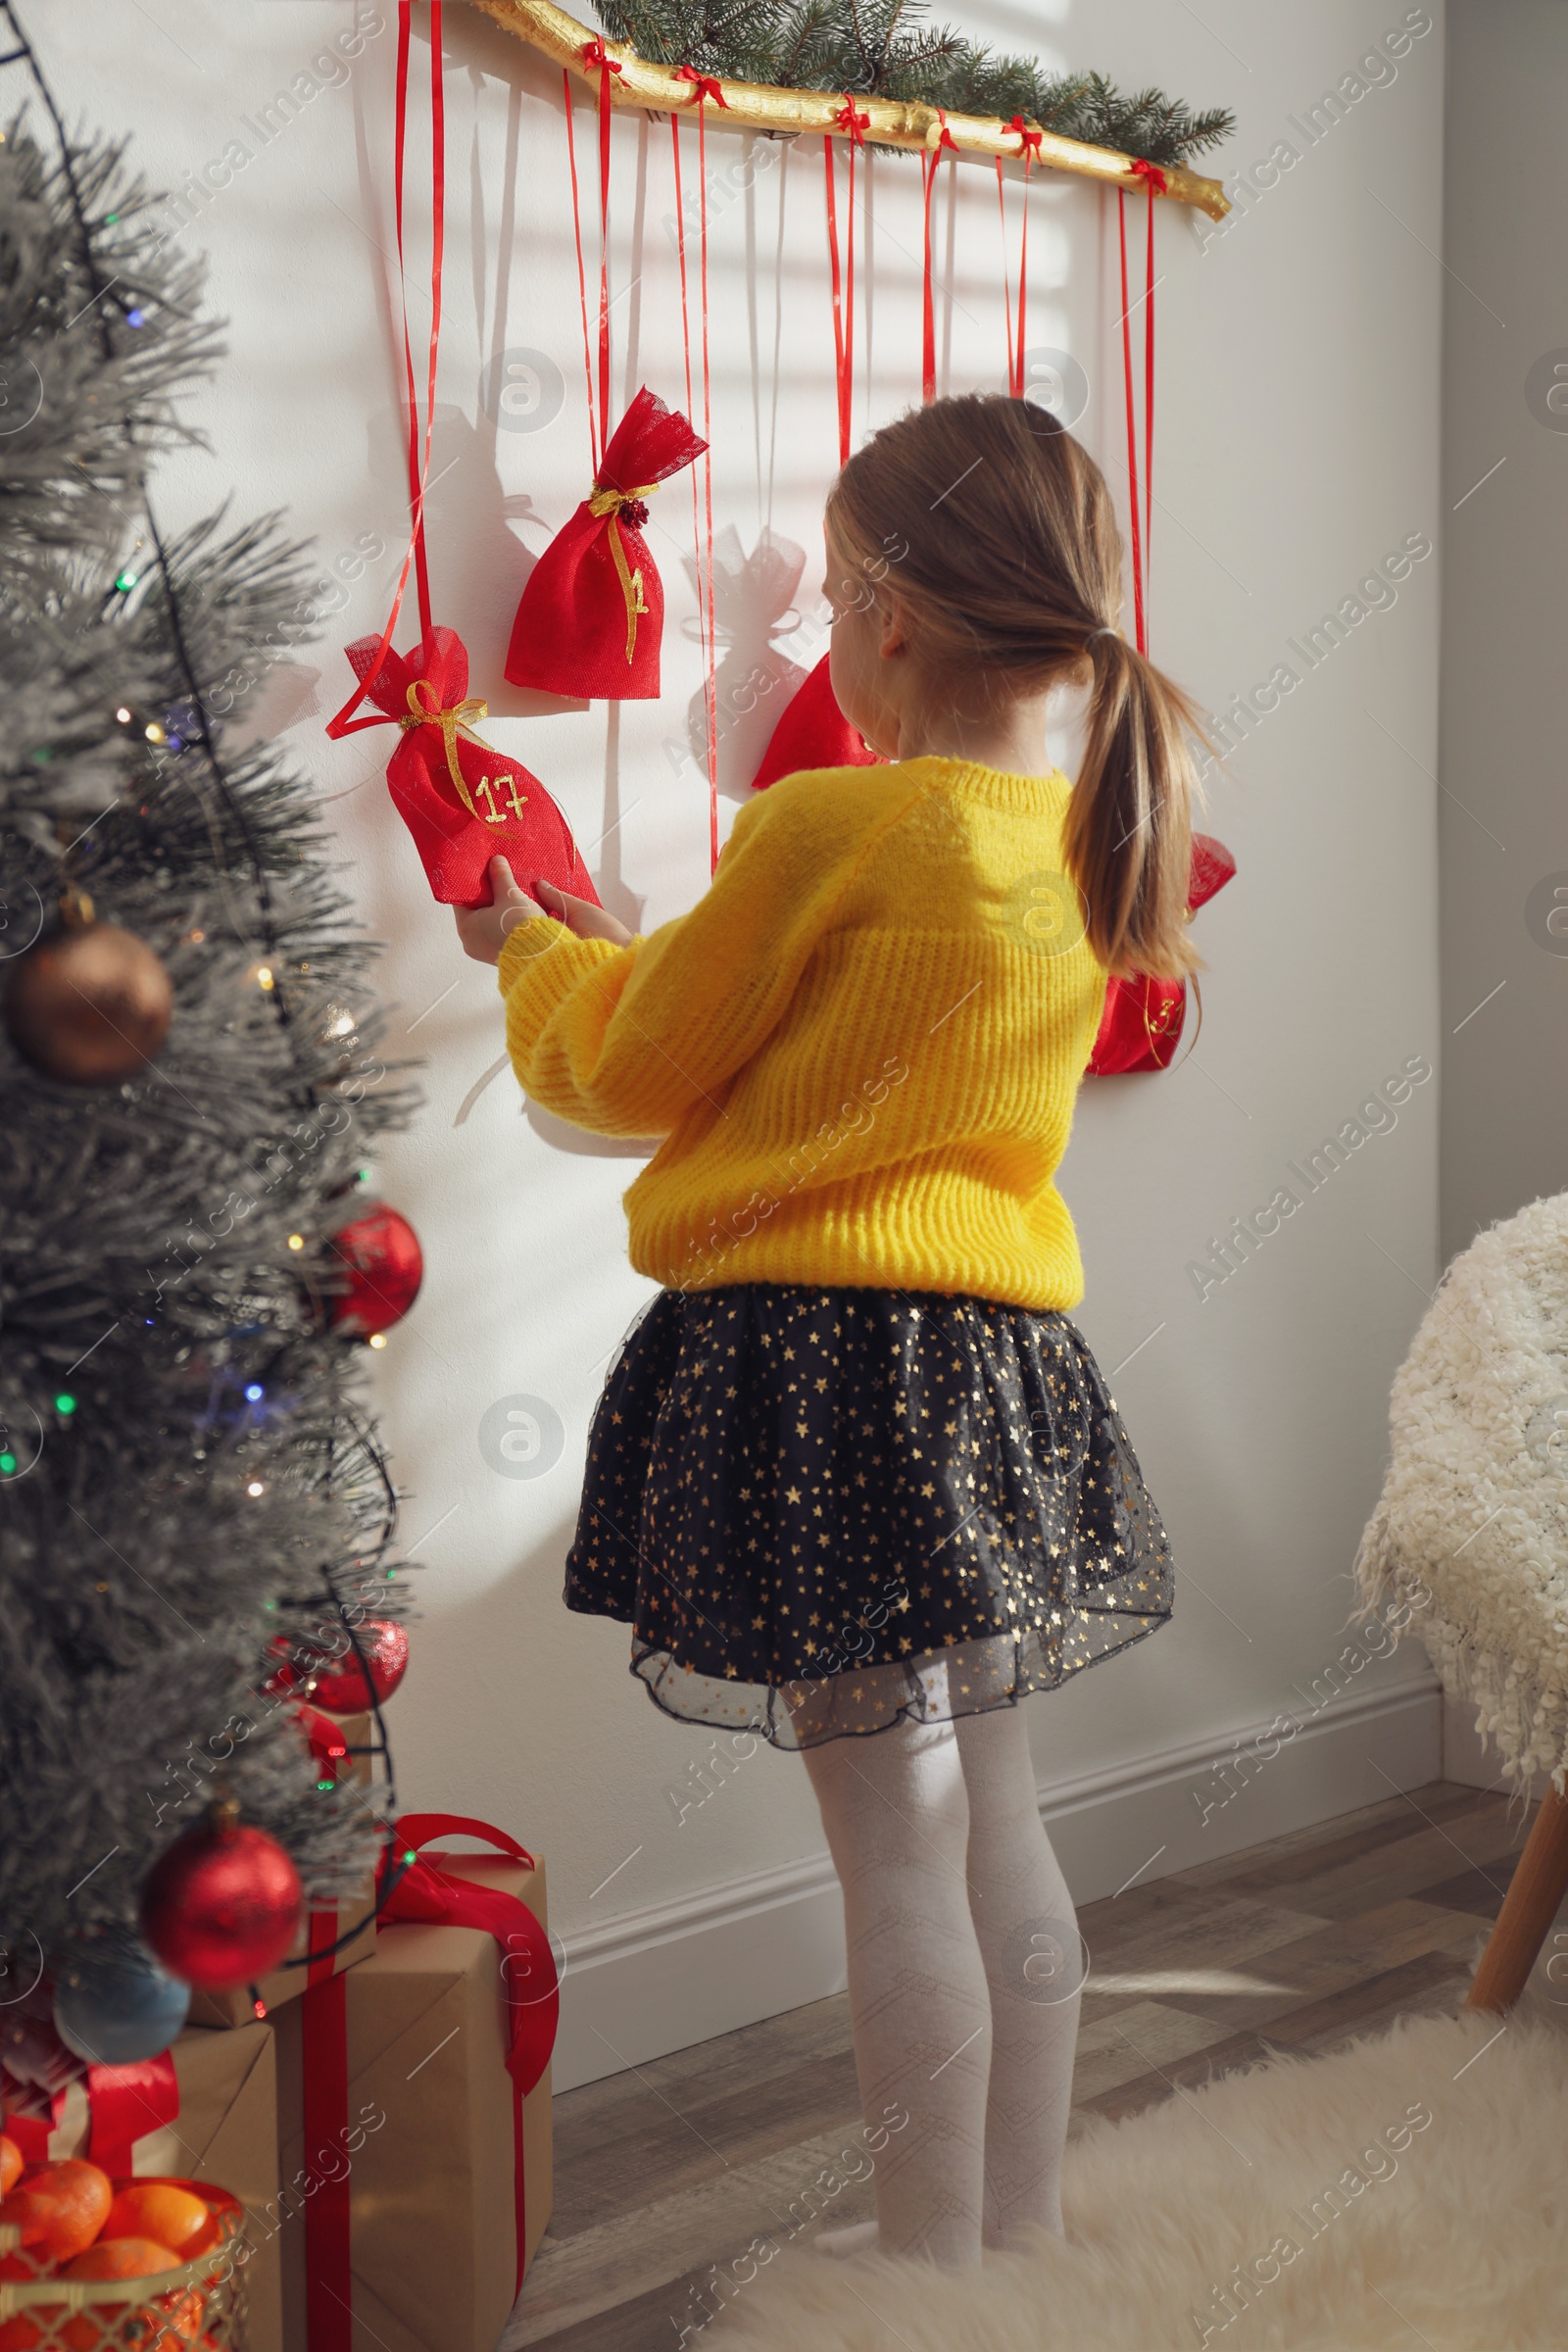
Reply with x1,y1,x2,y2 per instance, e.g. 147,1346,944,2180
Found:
593,0,1232,163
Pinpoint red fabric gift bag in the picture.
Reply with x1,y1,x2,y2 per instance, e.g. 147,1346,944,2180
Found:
751,653,884,790
1087,831,1236,1075
505,385,707,703
342,626,601,911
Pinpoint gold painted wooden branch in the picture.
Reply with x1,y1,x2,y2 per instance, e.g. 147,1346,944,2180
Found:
468,0,1231,220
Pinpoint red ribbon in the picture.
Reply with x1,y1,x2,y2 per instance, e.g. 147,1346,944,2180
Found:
302,1934,350,2352
996,122,1044,399
582,44,624,441
296,1703,351,1785
834,95,870,143
673,63,728,108
670,109,720,872
382,1815,560,2292
1129,156,1169,195
919,115,961,402
2,2054,179,2178
824,133,856,463
563,71,600,470
325,0,444,743
1116,178,1157,655
920,152,938,401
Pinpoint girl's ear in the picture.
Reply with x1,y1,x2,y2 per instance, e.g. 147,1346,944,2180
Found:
877,593,910,662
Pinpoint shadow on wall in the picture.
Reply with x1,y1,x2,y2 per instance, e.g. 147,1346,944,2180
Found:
363,396,591,719
526,1102,661,1159
680,525,814,804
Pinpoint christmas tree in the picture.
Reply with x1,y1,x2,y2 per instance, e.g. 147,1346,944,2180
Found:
0,52,415,2031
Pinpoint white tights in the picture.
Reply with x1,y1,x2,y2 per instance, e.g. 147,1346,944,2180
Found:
800,1694,1082,2268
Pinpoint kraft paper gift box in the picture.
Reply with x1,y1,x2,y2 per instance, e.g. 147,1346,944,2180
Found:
188,1709,378,2030
0,2019,283,2352
271,1833,555,2352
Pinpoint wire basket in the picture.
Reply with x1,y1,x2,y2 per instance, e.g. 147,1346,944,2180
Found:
0,2180,249,2350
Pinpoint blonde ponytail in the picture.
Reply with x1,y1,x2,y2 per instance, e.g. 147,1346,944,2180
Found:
1061,630,1208,982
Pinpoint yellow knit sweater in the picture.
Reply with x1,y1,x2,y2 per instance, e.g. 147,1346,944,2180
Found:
497,758,1109,1311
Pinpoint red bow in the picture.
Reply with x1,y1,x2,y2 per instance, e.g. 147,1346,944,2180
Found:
930,107,959,155
1007,114,1044,160
381,1814,559,2100
835,94,870,143
1129,157,1169,195
580,36,623,74
674,62,728,108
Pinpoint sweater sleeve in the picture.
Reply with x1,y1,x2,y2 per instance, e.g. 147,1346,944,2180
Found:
496,769,898,1137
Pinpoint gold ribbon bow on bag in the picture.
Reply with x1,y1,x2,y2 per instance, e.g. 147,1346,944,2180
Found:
588,481,659,662
398,678,526,826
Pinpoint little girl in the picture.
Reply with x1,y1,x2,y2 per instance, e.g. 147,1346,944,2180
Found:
457,393,1204,2270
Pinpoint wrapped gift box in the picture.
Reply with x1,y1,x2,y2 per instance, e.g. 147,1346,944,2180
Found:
271,1835,554,2352
0,2019,283,2352
189,1710,378,2029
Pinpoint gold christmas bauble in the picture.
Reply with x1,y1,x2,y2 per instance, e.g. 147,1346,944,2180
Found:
5,921,173,1084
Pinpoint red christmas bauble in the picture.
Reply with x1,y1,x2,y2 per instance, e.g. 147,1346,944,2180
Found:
324,1202,423,1339
307,1620,410,1712
139,1810,302,1990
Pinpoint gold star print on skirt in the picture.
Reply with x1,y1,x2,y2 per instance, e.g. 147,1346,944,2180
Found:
563,1283,1175,1749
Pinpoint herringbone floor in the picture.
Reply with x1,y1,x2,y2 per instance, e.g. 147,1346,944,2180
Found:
504,1777,1534,2350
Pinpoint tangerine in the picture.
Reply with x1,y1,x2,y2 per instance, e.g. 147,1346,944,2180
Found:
0,2159,112,2259
102,2182,216,2260
0,2137,22,2197
62,2234,182,2279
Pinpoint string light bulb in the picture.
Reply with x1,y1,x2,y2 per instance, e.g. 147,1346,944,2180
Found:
246,1480,266,1498
143,721,165,744
368,1332,388,1350
115,705,132,724
115,570,138,593
255,965,274,991
244,1383,264,1402
286,1233,305,1251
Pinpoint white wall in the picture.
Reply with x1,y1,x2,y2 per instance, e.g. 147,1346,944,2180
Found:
1438,0,1568,1264
45,2,1446,2079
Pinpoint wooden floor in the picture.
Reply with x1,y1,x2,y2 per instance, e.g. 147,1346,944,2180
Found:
503,1777,1535,2350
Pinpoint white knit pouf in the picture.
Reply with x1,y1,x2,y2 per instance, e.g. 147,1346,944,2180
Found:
1352,1188,1568,1796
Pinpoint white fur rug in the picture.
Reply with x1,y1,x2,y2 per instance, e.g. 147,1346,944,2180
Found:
710,1984,1568,2350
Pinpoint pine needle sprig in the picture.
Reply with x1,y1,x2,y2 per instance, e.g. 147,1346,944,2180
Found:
592,0,1233,164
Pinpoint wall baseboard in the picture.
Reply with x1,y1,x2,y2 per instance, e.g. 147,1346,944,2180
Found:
552,1671,1443,2091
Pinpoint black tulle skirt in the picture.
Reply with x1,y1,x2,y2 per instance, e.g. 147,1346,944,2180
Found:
564,1282,1175,1749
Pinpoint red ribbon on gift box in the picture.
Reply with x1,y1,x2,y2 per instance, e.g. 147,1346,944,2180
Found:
300,1813,559,2352
383,1816,559,2102
1,2049,179,2177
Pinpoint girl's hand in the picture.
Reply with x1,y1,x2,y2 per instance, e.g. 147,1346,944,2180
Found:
455,857,543,965
454,857,634,964
532,875,634,947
